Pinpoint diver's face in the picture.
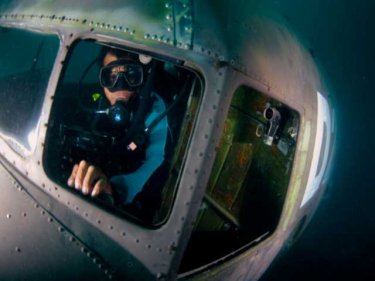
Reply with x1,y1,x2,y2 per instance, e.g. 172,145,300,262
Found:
102,52,135,105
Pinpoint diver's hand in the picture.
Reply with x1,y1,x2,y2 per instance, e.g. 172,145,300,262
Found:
67,160,112,197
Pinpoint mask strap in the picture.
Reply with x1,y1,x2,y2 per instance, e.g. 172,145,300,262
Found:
122,61,156,145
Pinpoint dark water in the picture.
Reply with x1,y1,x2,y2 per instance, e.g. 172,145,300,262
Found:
261,1,375,280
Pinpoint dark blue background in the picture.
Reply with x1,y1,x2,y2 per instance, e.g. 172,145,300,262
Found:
262,1,375,280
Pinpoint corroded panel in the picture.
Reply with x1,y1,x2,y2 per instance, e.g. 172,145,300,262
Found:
210,142,253,213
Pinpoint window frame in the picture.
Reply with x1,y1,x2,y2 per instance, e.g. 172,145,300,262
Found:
178,71,303,277
42,37,205,227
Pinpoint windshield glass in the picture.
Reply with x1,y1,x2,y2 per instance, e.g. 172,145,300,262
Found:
43,40,201,226
0,26,59,155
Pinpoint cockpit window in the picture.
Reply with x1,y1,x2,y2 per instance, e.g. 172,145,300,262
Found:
179,85,299,274
43,40,201,226
0,26,59,155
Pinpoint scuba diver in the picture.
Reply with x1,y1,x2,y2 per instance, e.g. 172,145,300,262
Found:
66,47,170,220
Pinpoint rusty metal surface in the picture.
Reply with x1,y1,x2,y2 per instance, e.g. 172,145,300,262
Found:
0,1,332,280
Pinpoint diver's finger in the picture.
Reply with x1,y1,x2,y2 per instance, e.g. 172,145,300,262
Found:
67,164,79,187
82,164,98,195
91,178,111,197
75,160,89,190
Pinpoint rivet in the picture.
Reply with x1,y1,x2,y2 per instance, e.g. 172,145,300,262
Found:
6,214,11,219
15,247,21,253
169,243,177,252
